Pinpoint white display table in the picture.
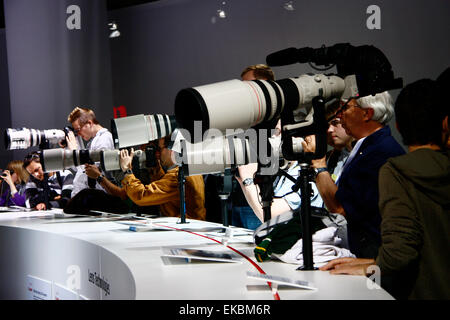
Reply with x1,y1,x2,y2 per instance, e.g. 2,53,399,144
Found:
0,209,393,300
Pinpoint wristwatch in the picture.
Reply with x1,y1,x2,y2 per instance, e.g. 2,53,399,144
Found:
124,169,133,175
313,167,328,180
243,178,254,186
96,174,104,184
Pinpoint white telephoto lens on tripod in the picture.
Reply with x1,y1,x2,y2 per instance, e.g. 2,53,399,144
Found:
111,114,176,148
174,75,345,142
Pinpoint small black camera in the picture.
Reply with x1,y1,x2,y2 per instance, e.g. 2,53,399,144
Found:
0,169,14,177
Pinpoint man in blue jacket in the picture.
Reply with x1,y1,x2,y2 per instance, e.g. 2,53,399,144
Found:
304,91,405,258
320,77,449,299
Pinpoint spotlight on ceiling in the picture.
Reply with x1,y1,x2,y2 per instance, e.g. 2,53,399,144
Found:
283,1,295,11
108,22,121,38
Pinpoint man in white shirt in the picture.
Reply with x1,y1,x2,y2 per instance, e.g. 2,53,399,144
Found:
65,107,115,196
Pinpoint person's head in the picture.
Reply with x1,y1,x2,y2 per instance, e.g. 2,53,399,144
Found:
325,100,353,150
67,107,100,141
23,152,45,181
157,136,175,169
395,78,447,148
241,64,275,81
338,91,394,139
6,160,29,185
327,117,353,151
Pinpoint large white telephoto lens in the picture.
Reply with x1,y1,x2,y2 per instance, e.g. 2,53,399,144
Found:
40,148,151,173
5,128,66,150
111,114,176,148
40,149,103,172
178,135,256,176
100,149,149,172
174,75,345,142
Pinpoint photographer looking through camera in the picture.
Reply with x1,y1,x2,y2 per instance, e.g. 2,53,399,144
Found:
0,161,30,207
235,65,325,224
23,152,74,210
302,91,405,259
65,107,116,197
88,136,206,220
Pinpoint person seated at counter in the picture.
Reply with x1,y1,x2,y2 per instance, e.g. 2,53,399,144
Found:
320,78,450,300
0,160,29,207
23,152,74,210
85,136,206,220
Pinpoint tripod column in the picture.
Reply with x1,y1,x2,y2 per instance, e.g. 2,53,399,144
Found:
299,163,314,270
178,166,187,224
219,168,233,227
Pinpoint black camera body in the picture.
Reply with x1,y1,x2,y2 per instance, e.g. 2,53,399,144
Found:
0,169,14,177
143,145,158,168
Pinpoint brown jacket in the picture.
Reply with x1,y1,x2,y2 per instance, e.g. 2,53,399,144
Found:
122,166,206,220
376,149,450,299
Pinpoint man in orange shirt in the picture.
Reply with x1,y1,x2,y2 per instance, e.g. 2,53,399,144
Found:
118,136,206,220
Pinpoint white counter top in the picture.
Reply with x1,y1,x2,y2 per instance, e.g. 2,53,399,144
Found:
0,209,393,300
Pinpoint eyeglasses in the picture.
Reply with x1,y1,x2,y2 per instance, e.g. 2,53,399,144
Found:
337,97,360,114
73,123,87,133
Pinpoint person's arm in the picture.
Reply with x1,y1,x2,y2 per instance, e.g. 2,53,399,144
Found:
85,164,127,200
1,170,26,206
312,160,345,215
120,148,179,206
236,163,292,222
24,181,41,208
302,135,345,215
122,172,180,206
10,184,26,207
375,163,422,273
57,171,74,208
319,257,376,275
35,203,47,210
70,168,87,197
43,173,71,209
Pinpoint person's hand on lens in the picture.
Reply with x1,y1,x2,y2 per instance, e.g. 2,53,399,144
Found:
120,148,134,172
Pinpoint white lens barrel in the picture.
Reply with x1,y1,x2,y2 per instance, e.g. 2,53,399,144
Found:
197,79,267,131
41,149,104,172
112,114,152,148
178,134,263,176
175,79,284,141
175,74,345,142
290,74,345,120
112,114,175,148
100,150,122,171
41,148,151,173
43,129,66,146
145,114,174,141
5,128,66,150
5,128,32,150
101,149,147,172
41,149,75,172
182,136,227,176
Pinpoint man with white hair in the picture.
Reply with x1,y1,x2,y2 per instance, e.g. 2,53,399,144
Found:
303,91,405,258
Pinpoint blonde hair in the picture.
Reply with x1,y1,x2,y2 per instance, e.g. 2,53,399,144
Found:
67,107,99,125
241,64,275,81
7,160,29,184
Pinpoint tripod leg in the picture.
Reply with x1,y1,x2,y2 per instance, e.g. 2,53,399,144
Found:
297,164,316,270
